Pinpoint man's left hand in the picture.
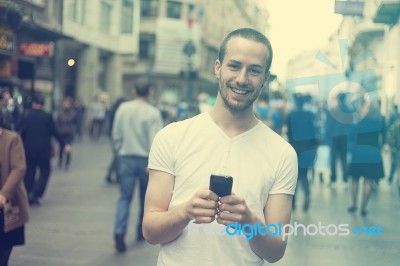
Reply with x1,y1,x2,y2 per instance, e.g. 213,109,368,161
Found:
216,194,257,226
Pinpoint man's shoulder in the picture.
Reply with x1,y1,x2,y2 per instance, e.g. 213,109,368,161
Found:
157,113,207,136
257,122,295,153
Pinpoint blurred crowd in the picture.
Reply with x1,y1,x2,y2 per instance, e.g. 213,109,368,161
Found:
254,91,400,216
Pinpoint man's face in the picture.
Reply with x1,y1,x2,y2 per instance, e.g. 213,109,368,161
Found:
215,37,270,112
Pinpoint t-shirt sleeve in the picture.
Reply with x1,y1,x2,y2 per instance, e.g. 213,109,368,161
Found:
148,124,176,175
269,144,298,195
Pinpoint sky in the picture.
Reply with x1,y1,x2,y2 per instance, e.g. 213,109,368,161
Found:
267,0,343,79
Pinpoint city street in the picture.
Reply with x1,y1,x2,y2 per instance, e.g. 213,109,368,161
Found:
9,135,400,266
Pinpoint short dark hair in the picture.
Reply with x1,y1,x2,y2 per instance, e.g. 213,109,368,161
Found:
135,81,151,97
218,28,273,72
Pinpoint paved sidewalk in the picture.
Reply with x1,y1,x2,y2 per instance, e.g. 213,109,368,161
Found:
9,137,400,266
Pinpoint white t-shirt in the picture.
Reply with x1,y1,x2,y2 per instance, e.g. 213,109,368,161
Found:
149,112,298,266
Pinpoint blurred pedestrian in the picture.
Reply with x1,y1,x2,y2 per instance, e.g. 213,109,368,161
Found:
348,100,385,216
325,93,352,187
386,119,400,195
73,99,86,141
387,105,399,183
0,89,22,132
254,94,270,126
269,98,285,135
143,28,297,265
286,94,318,212
112,81,163,252
105,97,126,184
56,97,76,171
89,96,107,140
0,109,29,266
20,95,70,205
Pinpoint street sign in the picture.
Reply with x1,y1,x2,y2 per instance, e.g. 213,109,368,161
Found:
334,0,365,16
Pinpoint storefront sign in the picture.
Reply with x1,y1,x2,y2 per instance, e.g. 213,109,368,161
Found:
19,42,54,57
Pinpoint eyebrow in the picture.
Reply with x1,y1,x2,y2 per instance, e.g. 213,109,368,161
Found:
227,60,263,69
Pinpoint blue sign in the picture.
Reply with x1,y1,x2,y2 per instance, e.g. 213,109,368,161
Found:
335,1,365,16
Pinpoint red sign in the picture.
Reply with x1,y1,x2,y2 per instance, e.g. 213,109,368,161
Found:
19,42,54,57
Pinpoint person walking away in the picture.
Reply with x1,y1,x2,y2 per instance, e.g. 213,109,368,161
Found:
0,90,22,132
73,99,86,141
143,28,298,265
20,95,70,205
254,94,270,126
347,100,385,216
387,105,400,183
112,81,163,252
105,97,126,183
89,96,107,139
286,94,318,212
386,119,400,196
56,97,76,171
0,109,29,266
325,93,352,187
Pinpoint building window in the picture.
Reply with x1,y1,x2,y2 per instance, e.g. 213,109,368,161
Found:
121,0,134,33
67,0,78,21
100,2,112,33
141,0,158,18
139,35,155,60
81,0,87,24
167,1,182,19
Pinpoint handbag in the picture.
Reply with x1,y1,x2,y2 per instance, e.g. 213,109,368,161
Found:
3,201,21,229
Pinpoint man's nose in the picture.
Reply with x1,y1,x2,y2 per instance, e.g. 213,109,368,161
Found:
236,69,249,86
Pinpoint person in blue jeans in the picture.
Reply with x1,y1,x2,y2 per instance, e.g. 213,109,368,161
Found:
112,81,163,252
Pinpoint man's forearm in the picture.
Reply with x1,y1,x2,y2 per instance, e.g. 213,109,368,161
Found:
143,202,191,245
249,234,287,263
246,216,288,263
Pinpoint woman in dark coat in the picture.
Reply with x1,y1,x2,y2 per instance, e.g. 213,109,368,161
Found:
0,109,29,266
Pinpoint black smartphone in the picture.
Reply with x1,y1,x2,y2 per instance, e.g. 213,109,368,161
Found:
209,175,233,197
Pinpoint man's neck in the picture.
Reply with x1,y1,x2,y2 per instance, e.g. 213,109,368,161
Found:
135,96,148,102
209,101,258,138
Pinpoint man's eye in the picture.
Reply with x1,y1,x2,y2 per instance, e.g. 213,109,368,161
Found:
249,69,262,75
228,64,240,70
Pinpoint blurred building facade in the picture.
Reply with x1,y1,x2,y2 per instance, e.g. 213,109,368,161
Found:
0,0,64,110
60,0,138,107
4,0,272,110
284,0,400,114
126,0,271,106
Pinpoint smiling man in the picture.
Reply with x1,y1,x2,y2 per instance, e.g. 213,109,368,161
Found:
143,28,298,266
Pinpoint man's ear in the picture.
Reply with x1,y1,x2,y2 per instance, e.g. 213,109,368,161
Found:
214,60,221,79
263,71,271,87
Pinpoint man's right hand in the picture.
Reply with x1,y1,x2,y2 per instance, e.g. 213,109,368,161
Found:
184,189,219,224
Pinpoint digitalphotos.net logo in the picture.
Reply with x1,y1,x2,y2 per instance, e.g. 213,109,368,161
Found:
225,222,384,241
188,221,384,241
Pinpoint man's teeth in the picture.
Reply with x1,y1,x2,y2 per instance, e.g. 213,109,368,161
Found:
231,88,249,95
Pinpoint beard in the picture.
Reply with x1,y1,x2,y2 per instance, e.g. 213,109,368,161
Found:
219,79,261,112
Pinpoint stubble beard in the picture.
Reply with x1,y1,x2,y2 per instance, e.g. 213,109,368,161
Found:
219,80,260,112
